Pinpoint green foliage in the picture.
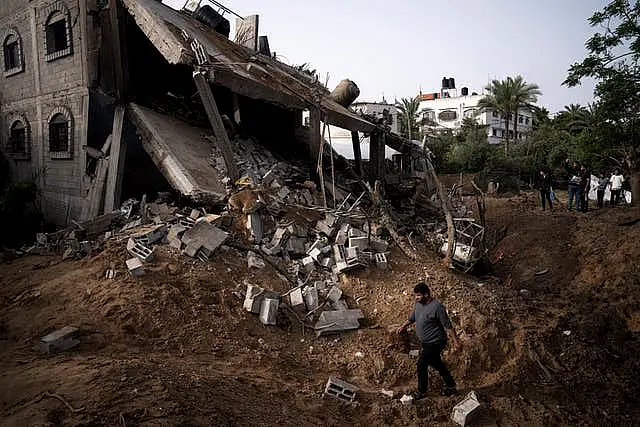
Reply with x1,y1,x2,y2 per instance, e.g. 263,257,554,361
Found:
395,97,422,140
447,119,491,172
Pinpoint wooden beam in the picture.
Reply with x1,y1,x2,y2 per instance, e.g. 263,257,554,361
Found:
309,107,321,181
104,106,126,213
351,131,362,176
193,70,239,182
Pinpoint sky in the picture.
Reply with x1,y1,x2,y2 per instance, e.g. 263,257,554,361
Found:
163,0,603,114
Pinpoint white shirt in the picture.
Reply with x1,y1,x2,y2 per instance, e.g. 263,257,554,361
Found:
610,174,624,190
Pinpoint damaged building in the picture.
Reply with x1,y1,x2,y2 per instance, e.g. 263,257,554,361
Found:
0,0,428,226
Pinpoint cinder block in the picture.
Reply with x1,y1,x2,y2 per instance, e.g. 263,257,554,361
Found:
126,257,145,277
126,238,154,262
259,294,280,326
132,224,167,245
36,326,80,354
308,247,322,261
271,227,290,248
345,246,358,261
288,287,305,313
303,284,319,311
246,213,263,243
327,286,343,303
375,253,388,269
302,256,315,272
243,283,265,313
324,377,358,402
452,391,481,426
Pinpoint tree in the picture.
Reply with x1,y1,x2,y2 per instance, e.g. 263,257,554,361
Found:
478,79,514,154
555,104,593,135
510,75,541,142
564,0,640,203
395,97,421,140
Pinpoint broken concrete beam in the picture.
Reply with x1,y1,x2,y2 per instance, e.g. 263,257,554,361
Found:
259,294,279,326
375,253,388,269
243,283,265,314
246,213,263,243
349,236,368,251
127,238,154,262
327,286,343,303
36,326,80,354
324,377,358,403
181,222,228,259
303,284,319,312
452,391,481,426
126,257,146,277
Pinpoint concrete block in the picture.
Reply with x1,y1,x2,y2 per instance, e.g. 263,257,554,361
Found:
303,284,319,311
270,227,290,248
190,209,202,220
332,299,349,311
302,256,315,272
324,378,358,402
327,286,342,303
319,309,364,323
348,227,366,238
261,243,281,256
286,236,306,255
246,213,263,243
375,253,388,269
370,238,389,253
333,244,346,262
288,287,305,313
132,224,167,245
36,326,80,354
243,283,264,314
181,222,228,259
345,246,358,261
277,186,290,200
349,236,368,251
259,294,280,326
320,257,334,268
452,391,481,426
400,394,413,405
126,257,146,277
168,224,187,241
308,247,322,261
179,216,196,229
127,238,154,262
315,309,362,336
316,218,334,236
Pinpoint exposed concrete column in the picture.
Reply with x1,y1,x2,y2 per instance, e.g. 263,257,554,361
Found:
351,131,362,176
309,107,322,181
193,70,239,182
104,106,126,213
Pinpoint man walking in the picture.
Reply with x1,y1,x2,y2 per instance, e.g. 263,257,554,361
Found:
610,170,625,206
396,282,461,400
597,173,609,209
537,168,553,211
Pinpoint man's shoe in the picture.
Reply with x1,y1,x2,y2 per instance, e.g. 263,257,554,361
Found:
441,386,457,397
411,391,427,401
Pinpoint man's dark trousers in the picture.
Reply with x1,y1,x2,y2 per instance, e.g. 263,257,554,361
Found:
417,341,455,394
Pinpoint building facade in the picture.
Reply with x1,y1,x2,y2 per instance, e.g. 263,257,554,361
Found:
418,78,533,145
0,0,121,224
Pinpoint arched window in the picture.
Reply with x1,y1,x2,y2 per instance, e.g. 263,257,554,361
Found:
2,29,24,76
43,3,72,61
47,106,73,159
4,114,31,160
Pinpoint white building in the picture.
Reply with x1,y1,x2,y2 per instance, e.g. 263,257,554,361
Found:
305,101,400,159
418,78,533,144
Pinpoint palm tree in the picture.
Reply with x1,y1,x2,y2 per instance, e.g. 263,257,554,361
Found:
478,79,514,154
510,75,541,142
531,105,551,130
395,97,421,140
557,104,591,135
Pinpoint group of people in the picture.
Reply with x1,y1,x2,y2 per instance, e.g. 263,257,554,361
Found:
536,159,626,212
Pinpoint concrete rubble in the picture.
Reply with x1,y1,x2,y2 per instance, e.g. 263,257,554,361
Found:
35,326,80,354
324,377,358,403
452,391,481,426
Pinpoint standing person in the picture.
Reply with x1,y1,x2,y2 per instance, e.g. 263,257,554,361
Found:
396,282,461,400
580,164,591,212
597,173,608,209
565,159,582,211
537,168,553,211
610,170,625,206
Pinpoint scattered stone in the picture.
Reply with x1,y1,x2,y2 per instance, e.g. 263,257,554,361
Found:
126,257,145,277
452,391,481,426
324,378,358,403
288,287,306,313
247,251,266,269
400,394,413,405
380,389,395,398
36,326,80,354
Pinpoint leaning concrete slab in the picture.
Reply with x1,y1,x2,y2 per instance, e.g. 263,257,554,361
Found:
127,103,227,204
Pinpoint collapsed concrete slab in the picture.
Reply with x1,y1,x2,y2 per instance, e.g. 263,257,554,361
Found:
181,221,228,259
315,309,363,336
127,104,227,204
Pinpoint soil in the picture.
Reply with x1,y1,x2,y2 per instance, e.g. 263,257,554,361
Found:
1,191,640,426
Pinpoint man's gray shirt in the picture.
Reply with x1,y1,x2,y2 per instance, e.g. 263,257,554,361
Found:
409,299,452,345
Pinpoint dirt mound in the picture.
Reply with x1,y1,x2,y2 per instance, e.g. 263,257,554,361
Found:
1,191,640,425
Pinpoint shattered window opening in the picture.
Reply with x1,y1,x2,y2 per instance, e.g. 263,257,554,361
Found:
49,113,70,155
44,10,72,61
